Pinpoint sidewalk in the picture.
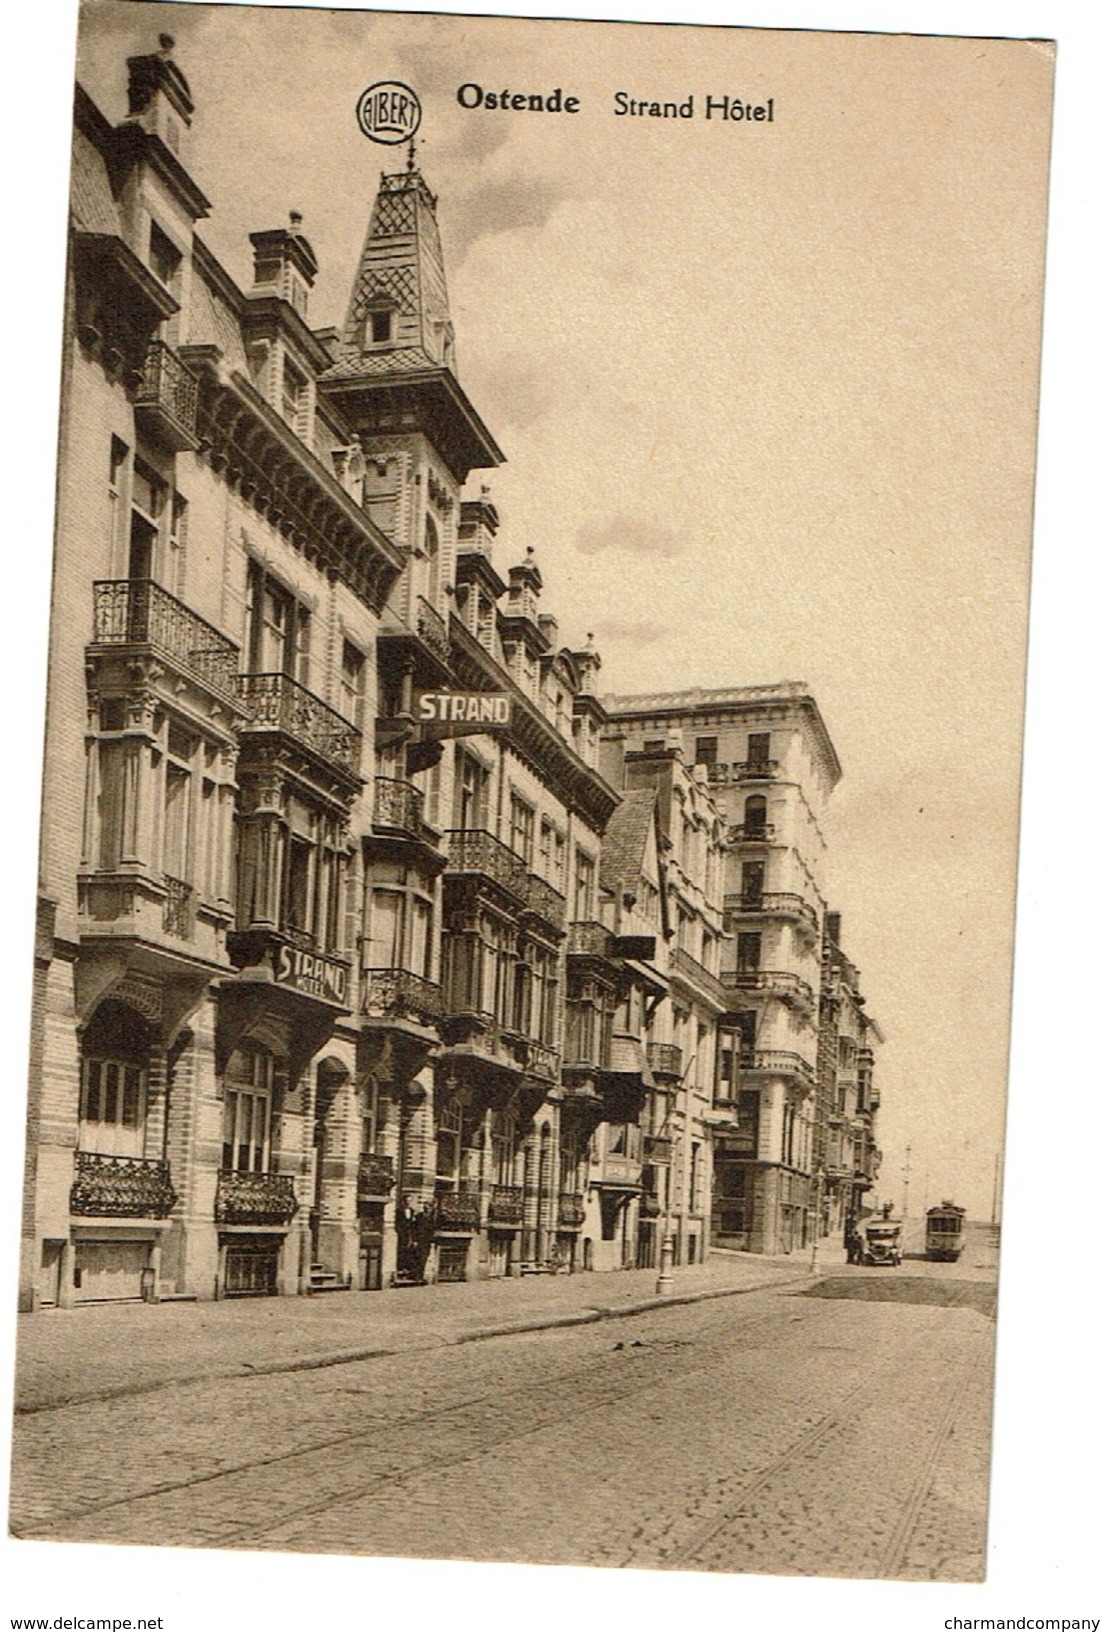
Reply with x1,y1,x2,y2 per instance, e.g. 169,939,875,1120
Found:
13,1245,835,1415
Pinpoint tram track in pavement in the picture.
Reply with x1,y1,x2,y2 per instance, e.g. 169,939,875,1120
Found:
14,1279,994,1572
12,1295,805,1542
657,1287,995,1578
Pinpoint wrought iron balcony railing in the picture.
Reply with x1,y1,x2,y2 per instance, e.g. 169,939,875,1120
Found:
487,1184,524,1226
362,967,444,1025
722,969,815,1009
732,1048,816,1085
731,758,778,779
214,1169,298,1226
558,1192,586,1228
162,874,194,940
134,339,199,445
646,1042,683,1079
373,776,425,836
643,1134,674,1164
434,1190,481,1230
446,828,528,899
726,891,819,936
522,1038,561,1083
566,920,613,959
70,1151,176,1218
444,830,566,929
414,595,449,661
729,822,776,845
239,672,362,780
357,1152,396,1201
521,870,567,929
92,579,240,700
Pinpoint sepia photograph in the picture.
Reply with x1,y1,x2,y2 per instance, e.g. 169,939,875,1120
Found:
1,0,1101,1624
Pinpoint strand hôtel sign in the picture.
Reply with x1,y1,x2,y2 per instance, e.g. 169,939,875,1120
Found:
416,691,512,736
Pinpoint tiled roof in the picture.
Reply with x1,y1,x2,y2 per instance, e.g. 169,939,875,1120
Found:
70,126,120,236
599,788,657,896
318,347,433,383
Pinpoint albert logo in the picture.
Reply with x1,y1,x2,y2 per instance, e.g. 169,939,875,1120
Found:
356,81,422,145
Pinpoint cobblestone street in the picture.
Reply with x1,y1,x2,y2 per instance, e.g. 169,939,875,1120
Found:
10,1232,998,1581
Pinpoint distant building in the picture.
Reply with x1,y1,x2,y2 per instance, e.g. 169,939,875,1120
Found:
602,686,881,1254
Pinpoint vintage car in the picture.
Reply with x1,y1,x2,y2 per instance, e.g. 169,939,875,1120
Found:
862,1218,903,1266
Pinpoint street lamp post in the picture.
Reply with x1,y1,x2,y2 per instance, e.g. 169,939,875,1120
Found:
809,1165,825,1275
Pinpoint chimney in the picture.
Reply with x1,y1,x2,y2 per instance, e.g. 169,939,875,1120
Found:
458,491,500,560
126,35,194,159
249,211,319,320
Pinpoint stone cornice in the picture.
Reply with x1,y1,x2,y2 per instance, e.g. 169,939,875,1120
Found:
184,346,404,616
449,619,620,834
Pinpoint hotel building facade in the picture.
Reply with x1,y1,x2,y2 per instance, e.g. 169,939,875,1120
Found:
20,39,880,1310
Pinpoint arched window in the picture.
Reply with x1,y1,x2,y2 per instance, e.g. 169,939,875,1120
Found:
423,514,439,604
743,794,768,838
79,1000,152,1158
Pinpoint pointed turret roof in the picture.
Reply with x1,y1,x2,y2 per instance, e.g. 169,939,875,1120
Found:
325,162,454,381
319,160,503,481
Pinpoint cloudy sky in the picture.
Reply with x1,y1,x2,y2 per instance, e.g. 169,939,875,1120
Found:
73,2,1054,1219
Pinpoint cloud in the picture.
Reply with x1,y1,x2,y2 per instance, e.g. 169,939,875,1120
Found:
575,517,687,559
445,176,570,264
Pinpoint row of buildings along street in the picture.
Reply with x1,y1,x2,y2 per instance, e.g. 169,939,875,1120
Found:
20,36,882,1312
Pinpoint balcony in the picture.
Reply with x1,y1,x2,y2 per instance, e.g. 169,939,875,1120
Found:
238,672,362,783
70,1152,176,1218
92,579,240,702
363,967,443,1028
729,823,776,846
443,831,566,931
373,776,425,838
134,339,199,452
646,1041,683,1080
214,1170,298,1226
567,920,614,960
643,1134,674,1164
731,758,778,780
434,1190,481,1230
722,969,815,1011
162,875,194,941
669,945,726,1009
558,1192,586,1228
726,891,819,938
414,595,450,662
487,1184,524,1226
734,1048,816,1086
446,828,528,900
523,1038,561,1085
357,1152,396,1202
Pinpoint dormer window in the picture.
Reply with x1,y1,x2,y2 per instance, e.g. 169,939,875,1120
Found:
364,295,398,348
149,221,181,293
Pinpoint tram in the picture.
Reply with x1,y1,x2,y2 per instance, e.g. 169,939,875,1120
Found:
925,1201,966,1262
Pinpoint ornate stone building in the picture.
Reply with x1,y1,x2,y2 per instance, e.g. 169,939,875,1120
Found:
602,686,882,1255
21,38,882,1308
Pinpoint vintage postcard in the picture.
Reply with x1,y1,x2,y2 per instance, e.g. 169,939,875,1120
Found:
6,0,1064,1613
